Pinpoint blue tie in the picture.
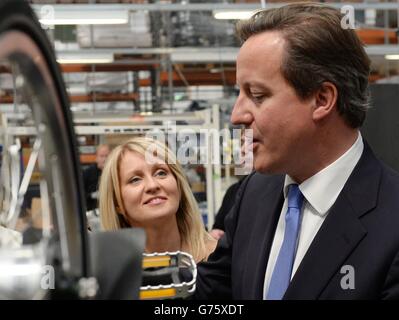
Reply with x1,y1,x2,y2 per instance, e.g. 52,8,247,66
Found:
266,184,304,300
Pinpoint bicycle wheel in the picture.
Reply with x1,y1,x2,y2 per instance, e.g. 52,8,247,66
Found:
0,0,89,299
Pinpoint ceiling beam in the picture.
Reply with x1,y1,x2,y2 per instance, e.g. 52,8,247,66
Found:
32,2,399,12
61,63,158,72
0,93,139,104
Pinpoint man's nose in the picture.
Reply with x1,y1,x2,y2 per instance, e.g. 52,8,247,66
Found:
231,95,253,126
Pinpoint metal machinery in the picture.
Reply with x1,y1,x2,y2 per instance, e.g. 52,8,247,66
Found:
0,0,196,300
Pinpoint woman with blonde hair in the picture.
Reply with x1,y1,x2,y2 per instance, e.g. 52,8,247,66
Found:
98,136,217,263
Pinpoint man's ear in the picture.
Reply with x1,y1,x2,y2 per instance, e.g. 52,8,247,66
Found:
312,82,338,121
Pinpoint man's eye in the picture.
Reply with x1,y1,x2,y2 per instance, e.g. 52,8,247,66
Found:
251,94,265,103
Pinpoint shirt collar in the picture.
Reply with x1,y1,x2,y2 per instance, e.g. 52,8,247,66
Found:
284,132,364,215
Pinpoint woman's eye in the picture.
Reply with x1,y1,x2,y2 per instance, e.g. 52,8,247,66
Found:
156,170,167,177
129,177,141,184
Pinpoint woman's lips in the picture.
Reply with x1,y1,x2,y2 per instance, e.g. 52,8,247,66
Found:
144,197,167,205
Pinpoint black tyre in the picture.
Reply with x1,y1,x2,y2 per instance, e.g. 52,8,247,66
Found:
0,0,89,298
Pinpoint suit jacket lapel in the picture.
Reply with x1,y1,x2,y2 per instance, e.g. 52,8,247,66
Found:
284,143,380,299
241,175,285,299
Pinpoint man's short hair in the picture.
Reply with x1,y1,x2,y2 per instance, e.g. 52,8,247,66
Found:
236,2,371,128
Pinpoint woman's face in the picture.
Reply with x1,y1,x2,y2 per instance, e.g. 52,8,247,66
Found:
118,150,180,227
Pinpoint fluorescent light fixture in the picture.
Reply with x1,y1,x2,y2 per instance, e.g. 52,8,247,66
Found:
210,68,221,73
385,54,399,60
56,53,114,64
213,10,255,20
39,10,128,25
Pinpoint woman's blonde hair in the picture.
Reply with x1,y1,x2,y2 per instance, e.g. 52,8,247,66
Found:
98,136,212,261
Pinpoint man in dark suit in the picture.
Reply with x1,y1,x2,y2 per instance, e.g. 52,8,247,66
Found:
83,144,110,211
210,177,247,240
195,3,399,299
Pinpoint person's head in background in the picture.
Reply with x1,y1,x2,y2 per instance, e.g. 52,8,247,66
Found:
231,2,370,183
96,144,110,170
99,136,216,262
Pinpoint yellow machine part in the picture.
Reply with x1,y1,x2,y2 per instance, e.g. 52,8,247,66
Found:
142,255,171,268
140,288,177,300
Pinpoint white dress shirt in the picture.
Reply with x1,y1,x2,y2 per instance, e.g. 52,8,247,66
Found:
263,132,364,298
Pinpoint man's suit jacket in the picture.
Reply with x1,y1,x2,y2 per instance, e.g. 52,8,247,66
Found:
196,143,399,299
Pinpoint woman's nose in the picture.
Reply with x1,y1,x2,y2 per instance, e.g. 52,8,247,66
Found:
144,176,161,193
